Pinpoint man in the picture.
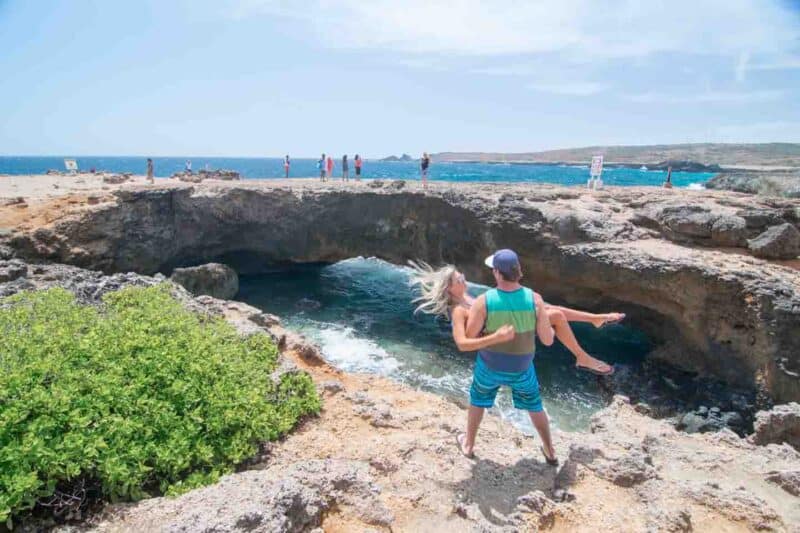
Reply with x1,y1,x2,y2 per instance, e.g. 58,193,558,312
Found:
342,154,349,181
146,158,154,184
459,248,558,465
318,153,326,181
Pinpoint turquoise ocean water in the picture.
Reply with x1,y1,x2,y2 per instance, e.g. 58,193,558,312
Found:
0,156,714,188
238,259,652,433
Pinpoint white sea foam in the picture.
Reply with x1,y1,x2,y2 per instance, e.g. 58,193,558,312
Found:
306,323,402,375
686,182,706,190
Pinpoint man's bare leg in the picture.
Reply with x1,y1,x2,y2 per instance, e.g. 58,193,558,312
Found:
528,410,556,460
461,405,484,456
546,304,624,328
547,308,613,373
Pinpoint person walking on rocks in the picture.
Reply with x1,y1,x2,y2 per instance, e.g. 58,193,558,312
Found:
318,154,326,181
354,154,362,180
326,155,334,180
185,160,192,174
146,158,154,184
284,154,290,179
342,154,349,182
420,152,430,189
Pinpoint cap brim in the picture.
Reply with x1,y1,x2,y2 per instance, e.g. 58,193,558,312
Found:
484,255,494,268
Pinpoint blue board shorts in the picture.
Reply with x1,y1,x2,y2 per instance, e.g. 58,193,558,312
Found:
469,356,543,412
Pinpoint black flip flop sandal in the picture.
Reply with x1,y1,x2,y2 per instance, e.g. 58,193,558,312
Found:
456,433,475,459
541,446,559,467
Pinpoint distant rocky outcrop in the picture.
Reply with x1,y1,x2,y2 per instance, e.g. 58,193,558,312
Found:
170,262,239,299
380,153,414,162
706,171,800,198
648,160,722,172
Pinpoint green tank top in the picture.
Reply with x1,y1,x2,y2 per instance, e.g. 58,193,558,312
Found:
478,287,537,372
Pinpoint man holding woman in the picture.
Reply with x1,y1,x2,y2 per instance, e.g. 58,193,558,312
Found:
410,249,623,463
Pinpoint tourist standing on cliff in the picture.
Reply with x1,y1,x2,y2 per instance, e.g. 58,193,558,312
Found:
342,154,349,181
463,249,558,463
146,158,154,184
410,250,621,462
318,154,326,181
354,154,362,180
185,160,192,174
663,166,673,189
284,155,290,178
326,155,334,179
420,152,430,189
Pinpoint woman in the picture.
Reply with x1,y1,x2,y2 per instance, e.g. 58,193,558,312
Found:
354,154,362,180
409,262,622,377
342,154,349,181
284,154,290,179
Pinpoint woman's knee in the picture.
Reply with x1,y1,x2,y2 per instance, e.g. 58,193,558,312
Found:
547,309,566,324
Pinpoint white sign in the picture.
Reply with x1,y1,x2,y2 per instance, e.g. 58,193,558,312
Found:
64,159,78,171
590,155,604,177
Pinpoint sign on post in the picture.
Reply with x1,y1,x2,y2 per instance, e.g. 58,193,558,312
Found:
64,159,78,173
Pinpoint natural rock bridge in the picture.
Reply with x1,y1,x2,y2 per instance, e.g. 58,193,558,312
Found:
5,180,800,402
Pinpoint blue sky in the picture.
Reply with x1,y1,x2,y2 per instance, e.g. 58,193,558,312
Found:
1,0,799,157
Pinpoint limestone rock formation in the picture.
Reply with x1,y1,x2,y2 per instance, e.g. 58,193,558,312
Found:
750,403,800,449
747,223,800,259
0,259,26,283
3,265,800,531
4,182,800,404
170,263,239,299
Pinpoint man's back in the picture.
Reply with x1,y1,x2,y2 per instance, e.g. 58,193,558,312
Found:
478,286,537,373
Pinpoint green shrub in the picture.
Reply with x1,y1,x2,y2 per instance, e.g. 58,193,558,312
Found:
0,285,320,526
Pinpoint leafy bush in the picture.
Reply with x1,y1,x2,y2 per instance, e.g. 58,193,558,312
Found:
0,285,320,526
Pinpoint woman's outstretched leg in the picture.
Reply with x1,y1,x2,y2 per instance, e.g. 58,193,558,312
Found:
547,308,613,375
546,304,624,328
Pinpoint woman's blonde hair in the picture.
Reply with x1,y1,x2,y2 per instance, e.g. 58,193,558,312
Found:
407,260,457,318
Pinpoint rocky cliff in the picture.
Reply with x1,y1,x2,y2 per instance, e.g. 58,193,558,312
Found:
2,262,798,532
3,180,800,404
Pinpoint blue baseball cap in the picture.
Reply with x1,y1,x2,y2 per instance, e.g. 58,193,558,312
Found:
484,249,520,276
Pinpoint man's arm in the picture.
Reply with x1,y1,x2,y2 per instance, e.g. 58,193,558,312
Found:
465,294,487,339
534,292,554,346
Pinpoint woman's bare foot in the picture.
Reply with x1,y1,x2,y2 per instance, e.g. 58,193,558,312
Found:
575,355,614,375
591,312,626,328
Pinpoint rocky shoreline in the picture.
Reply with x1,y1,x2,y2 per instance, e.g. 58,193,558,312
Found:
706,169,800,198
2,178,799,404
2,260,799,532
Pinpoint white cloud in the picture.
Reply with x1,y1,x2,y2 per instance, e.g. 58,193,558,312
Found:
230,0,800,60
527,81,609,96
625,89,786,104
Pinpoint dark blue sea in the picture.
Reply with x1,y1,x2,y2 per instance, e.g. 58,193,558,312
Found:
0,156,714,188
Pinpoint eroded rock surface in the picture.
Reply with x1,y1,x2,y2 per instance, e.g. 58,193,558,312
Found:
750,403,800,449
170,262,239,299
3,265,799,532
3,181,800,404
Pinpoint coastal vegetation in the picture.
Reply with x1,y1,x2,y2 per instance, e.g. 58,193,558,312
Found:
0,285,320,526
